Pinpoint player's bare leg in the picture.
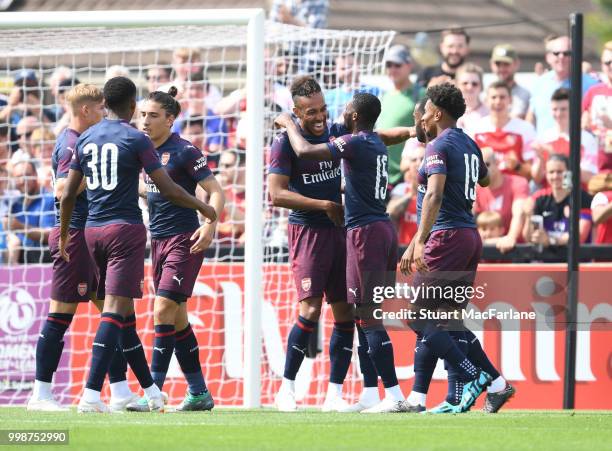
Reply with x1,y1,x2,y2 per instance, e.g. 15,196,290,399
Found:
322,301,354,412
276,297,322,411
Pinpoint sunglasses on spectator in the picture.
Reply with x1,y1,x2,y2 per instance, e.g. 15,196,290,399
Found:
18,131,33,139
603,60,612,66
385,62,403,69
549,51,571,57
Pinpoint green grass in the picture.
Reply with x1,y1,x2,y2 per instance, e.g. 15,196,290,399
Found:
1,408,611,451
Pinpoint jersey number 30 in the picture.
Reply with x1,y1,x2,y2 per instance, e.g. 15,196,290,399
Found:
83,143,119,190
463,153,479,201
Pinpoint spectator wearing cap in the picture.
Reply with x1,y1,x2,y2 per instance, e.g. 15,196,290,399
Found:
377,44,424,187
52,77,81,136
582,40,612,174
269,0,329,29
527,35,599,134
0,70,43,127
489,44,531,119
417,27,471,88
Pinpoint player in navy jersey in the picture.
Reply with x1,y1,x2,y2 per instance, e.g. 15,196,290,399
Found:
124,87,224,412
268,76,355,412
28,84,134,412
275,92,410,413
60,77,217,413
400,83,509,413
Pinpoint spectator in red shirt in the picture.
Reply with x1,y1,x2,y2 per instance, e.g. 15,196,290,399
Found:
471,81,536,179
591,190,612,244
532,88,598,188
475,147,528,253
582,40,612,173
387,142,424,245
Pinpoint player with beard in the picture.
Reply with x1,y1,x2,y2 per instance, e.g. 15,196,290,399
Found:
400,83,502,413
417,28,471,88
276,93,413,413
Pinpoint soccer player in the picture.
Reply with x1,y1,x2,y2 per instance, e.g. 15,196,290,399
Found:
28,84,135,412
275,92,407,413
60,77,216,413
400,83,512,413
126,87,224,412
268,76,358,412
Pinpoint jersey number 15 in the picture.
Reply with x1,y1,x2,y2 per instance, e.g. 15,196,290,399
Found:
83,143,119,191
463,153,479,201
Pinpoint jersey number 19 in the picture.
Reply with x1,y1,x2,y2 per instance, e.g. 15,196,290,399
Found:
463,153,479,201
83,142,119,191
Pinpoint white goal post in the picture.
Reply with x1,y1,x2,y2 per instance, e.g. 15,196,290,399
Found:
0,8,266,408
0,9,395,409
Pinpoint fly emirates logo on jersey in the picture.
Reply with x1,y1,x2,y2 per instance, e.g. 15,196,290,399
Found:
301,160,341,185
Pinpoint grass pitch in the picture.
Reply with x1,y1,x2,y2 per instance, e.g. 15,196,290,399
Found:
1,408,611,451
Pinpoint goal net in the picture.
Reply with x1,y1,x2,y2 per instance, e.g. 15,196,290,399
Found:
0,9,395,407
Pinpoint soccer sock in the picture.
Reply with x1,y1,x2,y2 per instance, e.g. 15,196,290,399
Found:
445,331,469,405
412,332,437,395
489,376,507,393
421,322,478,382
329,321,354,385
407,391,427,406
108,344,132,400
357,324,378,387
119,314,154,390
35,313,73,387
464,330,501,380
283,316,316,381
151,324,176,390
85,312,123,393
108,346,128,383
175,324,207,394
362,326,399,390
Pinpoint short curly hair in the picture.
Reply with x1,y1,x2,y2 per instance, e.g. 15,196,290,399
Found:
290,75,322,100
103,76,136,114
426,82,466,120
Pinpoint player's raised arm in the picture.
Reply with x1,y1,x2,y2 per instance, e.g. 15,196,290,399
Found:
275,112,333,161
59,168,84,261
148,167,217,223
376,126,416,146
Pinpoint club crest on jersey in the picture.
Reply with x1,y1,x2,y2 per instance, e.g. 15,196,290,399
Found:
161,152,170,166
301,277,312,292
77,282,88,296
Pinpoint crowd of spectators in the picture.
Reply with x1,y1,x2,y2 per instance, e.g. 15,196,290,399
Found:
0,15,610,264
